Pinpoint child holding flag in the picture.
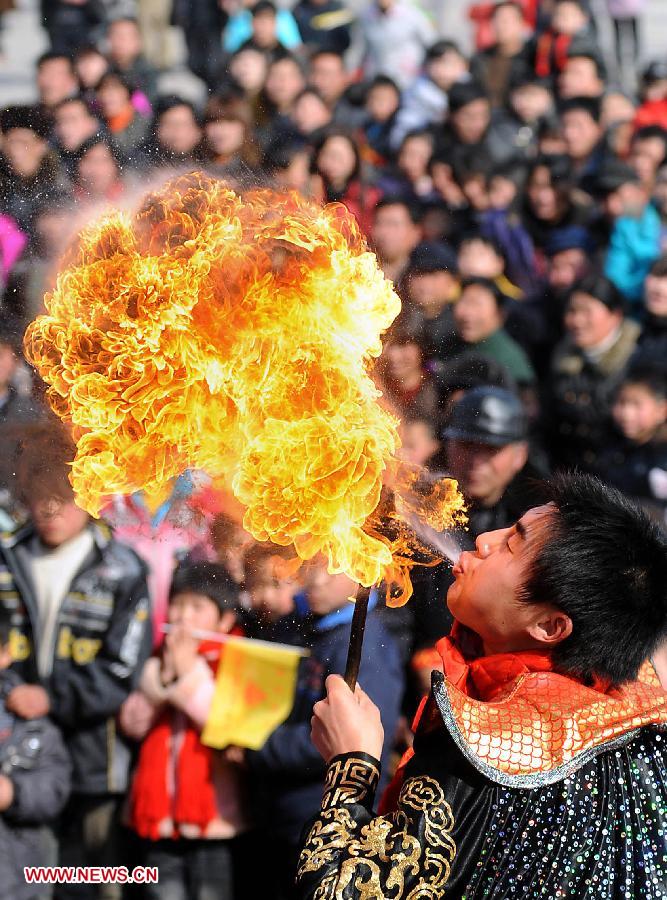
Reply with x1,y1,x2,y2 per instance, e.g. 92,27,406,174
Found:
122,563,250,900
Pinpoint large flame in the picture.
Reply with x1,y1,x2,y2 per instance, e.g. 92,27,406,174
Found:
25,172,465,603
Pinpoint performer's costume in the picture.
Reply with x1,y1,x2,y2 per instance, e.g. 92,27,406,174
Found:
296,626,667,898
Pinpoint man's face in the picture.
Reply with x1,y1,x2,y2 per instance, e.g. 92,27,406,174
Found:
454,284,503,343
109,20,142,63
385,341,422,381
452,99,490,145
3,128,47,178
301,561,356,616
371,204,420,263
613,383,667,444
492,5,524,47
558,57,602,99
565,292,622,349
552,1,588,36
561,109,601,161
30,495,90,548
265,59,305,111
548,247,587,292
510,84,552,123
458,240,504,279
645,273,667,317
407,270,456,316
310,54,347,106
157,106,202,154
246,560,295,622
366,84,400,123
630,137,667,186
446,439,528,506
399,420,439,466
252,10,278,47
447,505,554,653
55,101,98,152
37,59,77,107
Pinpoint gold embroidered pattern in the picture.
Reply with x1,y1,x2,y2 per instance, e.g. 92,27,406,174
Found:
321,756,381,810
298,775,456,899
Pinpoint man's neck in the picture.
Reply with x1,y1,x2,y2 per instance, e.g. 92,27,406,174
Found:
381,256,409,284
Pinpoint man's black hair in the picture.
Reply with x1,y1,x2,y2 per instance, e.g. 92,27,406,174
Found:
491,1,524,17
619,362,667,401
521,473,667,685
367,74,400,96
649,253,667,278
96,68,136,97
424,39,462,62
169,563,240,614
559,95,601,122
310,47,345,64
632,125,667,157
374,194,423,224
0,605,10,649
565,49,606,80
571,271,625,312
252,0,277,16
263,136,307,170
459,275,506,309
37,50,74,71
153,94,203,127
488,159,528,189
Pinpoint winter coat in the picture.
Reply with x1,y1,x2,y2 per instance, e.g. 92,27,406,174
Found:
0,523,152,795
547,318,641,471
0,670,71,900
246,601,403,845
604,204,661,308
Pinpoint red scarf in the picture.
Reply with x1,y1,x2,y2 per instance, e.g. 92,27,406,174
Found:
129,640,223,841
380,624,611,814
535,31,572,78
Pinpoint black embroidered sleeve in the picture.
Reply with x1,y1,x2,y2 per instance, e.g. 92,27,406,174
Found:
296,752,457,899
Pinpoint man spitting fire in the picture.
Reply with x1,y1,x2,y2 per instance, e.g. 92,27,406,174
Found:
297,473,667,898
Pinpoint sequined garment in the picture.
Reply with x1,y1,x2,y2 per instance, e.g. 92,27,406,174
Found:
296,669,667,898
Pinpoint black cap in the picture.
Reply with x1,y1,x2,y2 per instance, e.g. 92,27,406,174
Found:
643,60,667,85
407,241,457,275
594,158,640,196
443,386,527,446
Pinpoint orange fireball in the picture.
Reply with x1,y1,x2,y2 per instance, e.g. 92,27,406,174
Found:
25,172,465,601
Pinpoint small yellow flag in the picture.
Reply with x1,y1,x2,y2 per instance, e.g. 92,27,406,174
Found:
201,638,304,750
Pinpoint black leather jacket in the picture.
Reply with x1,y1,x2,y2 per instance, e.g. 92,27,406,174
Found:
0,523,151,795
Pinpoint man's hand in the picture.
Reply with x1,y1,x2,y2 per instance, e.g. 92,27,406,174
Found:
164,626,199,679
0,774,14,811
311,675,384,764
6,685,50,719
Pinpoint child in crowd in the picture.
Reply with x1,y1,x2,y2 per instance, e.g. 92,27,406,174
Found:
0,426,151,900
124,563,248,900
241,543,301,644
239,553,403,900
0,604,71,900
596,365,667,526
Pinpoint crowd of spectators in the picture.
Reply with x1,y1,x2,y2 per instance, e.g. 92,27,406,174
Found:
0,0,666,897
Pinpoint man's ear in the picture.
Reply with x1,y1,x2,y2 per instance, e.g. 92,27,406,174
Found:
527,609,572,647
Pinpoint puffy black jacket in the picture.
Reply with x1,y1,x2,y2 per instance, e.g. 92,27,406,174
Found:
0,523,151,795
0,670,71,899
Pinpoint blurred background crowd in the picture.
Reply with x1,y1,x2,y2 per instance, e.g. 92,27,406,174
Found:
0,0,666,898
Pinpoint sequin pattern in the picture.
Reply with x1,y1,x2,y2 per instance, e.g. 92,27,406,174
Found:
461,730,667,897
